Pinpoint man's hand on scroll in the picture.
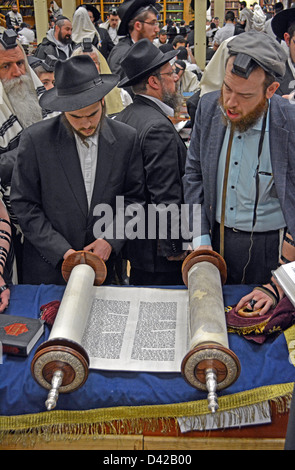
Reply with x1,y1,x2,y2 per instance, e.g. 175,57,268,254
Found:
84,239,112,261
167,243,213,261
235,289,274,316
194,245,213,252
63,248,76,260
167,251,189,261
167,244,192,261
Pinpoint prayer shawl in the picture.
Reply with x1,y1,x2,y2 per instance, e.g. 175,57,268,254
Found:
0,43,54,219
0,43,53,155
48,1,63,17
72,7,102,48
252,5,266,32
0,72,47,156
71,7,124,116
180,69,200,93
6,10,23,30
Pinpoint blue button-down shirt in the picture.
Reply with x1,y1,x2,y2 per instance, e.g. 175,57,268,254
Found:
193,108,286,248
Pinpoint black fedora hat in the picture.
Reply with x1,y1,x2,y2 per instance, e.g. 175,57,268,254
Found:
118,38,178,87
271,7,295,40
40,55,119,112
78,4,101,23
117,0,161,36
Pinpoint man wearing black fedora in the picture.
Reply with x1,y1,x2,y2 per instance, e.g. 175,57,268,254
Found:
116,39,188,286
10,55,145,285
271,7,295,97
107,0,161,80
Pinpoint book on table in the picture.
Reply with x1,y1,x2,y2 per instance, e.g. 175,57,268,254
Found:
0,314,44,357
273,261,295,307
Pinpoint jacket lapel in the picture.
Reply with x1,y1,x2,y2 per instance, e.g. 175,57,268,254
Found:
89,118,116,212
56,118,88,217
208,108,226,209
269,95,288,204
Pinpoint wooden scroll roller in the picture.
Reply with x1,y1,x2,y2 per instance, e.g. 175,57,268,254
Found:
181,250,241,413
31,251,107,411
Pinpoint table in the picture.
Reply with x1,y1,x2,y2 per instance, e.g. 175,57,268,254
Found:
0,284,294,450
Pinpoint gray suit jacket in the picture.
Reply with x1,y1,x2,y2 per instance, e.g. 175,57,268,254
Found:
183,91,295,242
276,60,295,97
11,114,145,284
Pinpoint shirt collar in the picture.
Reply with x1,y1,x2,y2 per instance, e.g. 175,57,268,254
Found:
75,126,99,147
139,94,174,116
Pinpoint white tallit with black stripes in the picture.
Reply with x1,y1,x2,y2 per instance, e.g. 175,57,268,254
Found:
0,60,52,156
0,43,56,224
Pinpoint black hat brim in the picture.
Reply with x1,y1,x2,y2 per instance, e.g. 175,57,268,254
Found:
77,4,101,23
40,74,119,112
118,48,178,87
271,8,295,40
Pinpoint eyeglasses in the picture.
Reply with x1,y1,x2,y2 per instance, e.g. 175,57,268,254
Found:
173,66,184,74
138,20,160,27
158,70,177,77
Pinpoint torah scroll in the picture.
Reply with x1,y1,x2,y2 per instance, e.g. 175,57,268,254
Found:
181,250,241,413
31,251,107,410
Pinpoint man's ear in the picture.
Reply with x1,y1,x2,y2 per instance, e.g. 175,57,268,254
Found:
284,32,290,47
266,81,280,99
133,20,143,32
147,74,161,90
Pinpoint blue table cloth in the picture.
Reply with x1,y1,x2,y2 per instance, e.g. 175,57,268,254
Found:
0,284,294,437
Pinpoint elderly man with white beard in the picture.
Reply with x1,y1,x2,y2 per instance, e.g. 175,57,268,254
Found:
0,30,49,187
0,30,52,283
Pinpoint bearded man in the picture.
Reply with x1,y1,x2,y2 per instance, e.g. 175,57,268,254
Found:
0,32,47,187
115,39,188,286
0,31,53,284
5,3,23,32
34,16,74,61
184,30,295,314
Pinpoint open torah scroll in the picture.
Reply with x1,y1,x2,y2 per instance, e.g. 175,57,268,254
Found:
81,285,189,372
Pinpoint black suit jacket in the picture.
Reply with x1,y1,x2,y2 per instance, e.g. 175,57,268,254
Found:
116,95,188,273
107,36,133,80
11,114,145,284
96,26,114,59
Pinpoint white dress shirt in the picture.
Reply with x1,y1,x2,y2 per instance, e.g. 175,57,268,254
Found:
74,129,99,207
